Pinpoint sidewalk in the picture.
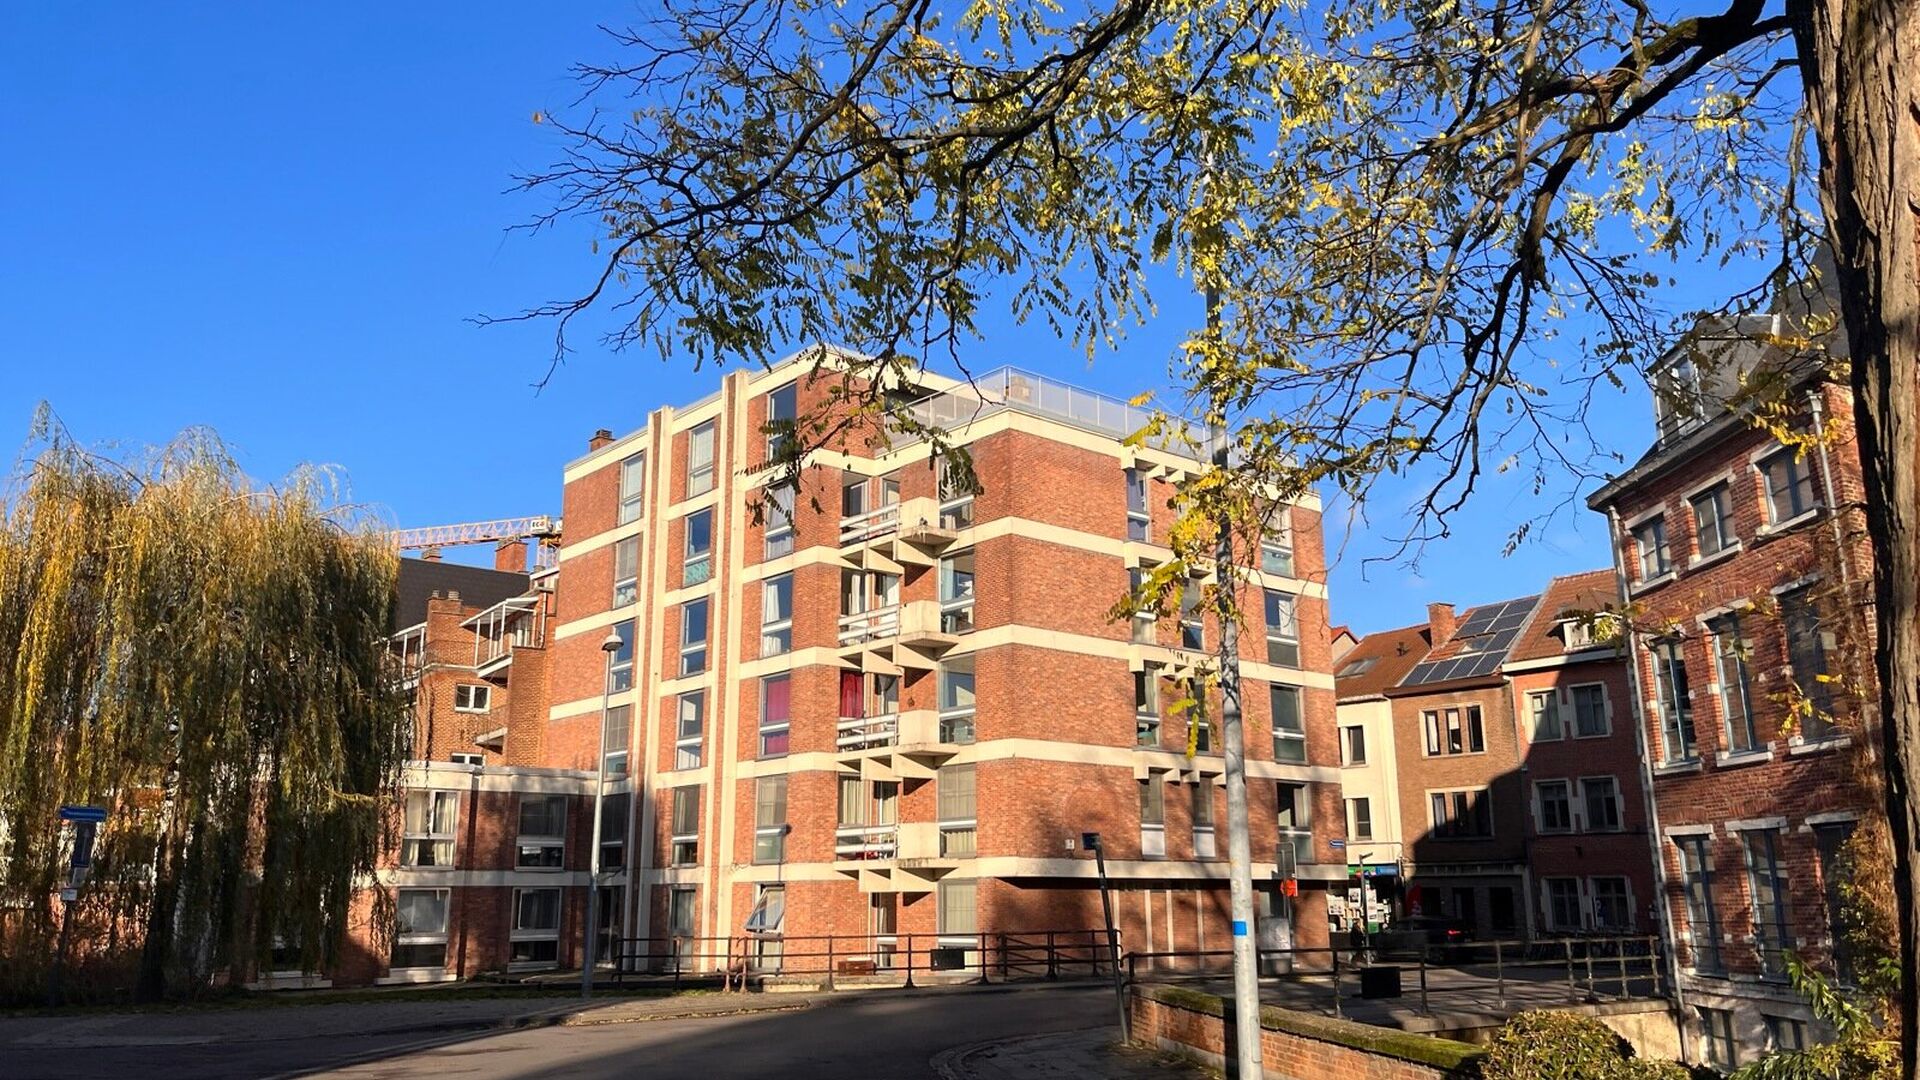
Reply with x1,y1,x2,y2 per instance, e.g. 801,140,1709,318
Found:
933,1029,1213,1080
0,990,830,1050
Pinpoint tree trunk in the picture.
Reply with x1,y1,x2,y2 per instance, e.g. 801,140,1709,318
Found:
1793,0,1920,1072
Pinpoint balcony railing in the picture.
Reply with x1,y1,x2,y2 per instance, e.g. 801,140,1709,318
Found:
838,605,901,646
837,713,900,751
891,367,1194,453
840,503,901,543
391,623,427,682
834,825,899,860
466,595,544,672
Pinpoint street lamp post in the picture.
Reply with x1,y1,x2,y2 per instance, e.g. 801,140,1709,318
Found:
582,629,622,999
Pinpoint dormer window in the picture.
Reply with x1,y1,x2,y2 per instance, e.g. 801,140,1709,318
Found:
1653,357,1704,441
1558,619,1596,651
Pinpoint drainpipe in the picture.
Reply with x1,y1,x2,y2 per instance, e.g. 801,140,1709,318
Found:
1807,390,1852,593
1606,505,1690,1055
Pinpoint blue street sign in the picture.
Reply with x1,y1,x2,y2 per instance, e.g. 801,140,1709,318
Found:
1327,838,1346,850
58,805,107,824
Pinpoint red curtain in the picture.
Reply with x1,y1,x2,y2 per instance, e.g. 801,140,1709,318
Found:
839,671,863,717
765,675,791,723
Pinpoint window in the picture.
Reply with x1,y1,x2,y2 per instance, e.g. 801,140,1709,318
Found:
761,574,793,655
1127,567,1156,644
1765,1014,1808,1053
1125,469,1150,540
612,536,640,607
1698,1006,1737,1071
391,889,450,969
753,777,788,864
1422,706,1486,756
618,452,646,525
938,456,974,529
1559,618,1597,651
1139,780,1166,857
1536,780,1573,834
599,699,629,772
1633,517,1671,580
939,660,976,744
765,383,797,456
1676,836,1724,973
516,795,566,869
1179,582,1205,649
454,684,490,713
1264,590,1301,666
1271,686,1305,763
607,620,635,693
679,597,709,676
450,752,483,767
1134,669,1161,746
1192,783,1218,857
675,692,705,769
764,483,796,559
1581,777,1621,832
401,791,458,867
1338,655,1379,677
1429,789,1492,838
670,787,699,866
1260,513,1295,576
1544,878,1583,931
940,551,976,633
745,882,786,938
938,764,977,857
1781,586,1835,736
1745,829,1791,978
510,888,561,965
1189,701,1215,754
1654,358,1704,440
682,508,715,587
1691,484,1736,557
1652,640,1697,762
1591,877,1632,931
1341,724,1367,765
686,421,716,497
1708,614,1757,752
1346,797,1372,842
1528,690,1563,741
1761,448,1818,523
599,792,630,870
759,675,791,757
937,880,977,937
1276,783,1311,867
841,476,867,520
1572,685,1609,737
1814,820,1857,980
668,885,697,945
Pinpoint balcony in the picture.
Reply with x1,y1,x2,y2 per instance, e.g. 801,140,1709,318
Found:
834,824,899,861
889,367,1193,453
391,623,427,685
833,822,957,893
465,594,545,680
837,601,955,672
840,503,900,544
837,713,899,751
838,605,900,647
835,708,956,782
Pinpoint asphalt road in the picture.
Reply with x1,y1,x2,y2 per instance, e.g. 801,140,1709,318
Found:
6,986,1114,1080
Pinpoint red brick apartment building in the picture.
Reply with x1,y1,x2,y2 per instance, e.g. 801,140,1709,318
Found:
546,354,1346,974
1588,326,1875,1069
1333,574,1653,943
324,553,623,987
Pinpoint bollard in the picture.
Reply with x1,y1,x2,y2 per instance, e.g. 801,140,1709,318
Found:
1563,939,1577,1002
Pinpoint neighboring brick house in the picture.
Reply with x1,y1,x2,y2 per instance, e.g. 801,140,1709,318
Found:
1498,571,1656,940
1587,326,1875,1069
548,352,1346,973
1332,622,1433,931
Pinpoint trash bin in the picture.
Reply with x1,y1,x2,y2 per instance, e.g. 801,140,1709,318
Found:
1359,965,1403,999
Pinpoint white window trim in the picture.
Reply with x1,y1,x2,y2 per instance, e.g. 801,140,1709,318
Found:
508,887,563,970
1526,688,1565,742
1568,682,1613,738
515,795,568,871
390,887,452,974
453,684,491,714
401,791,458,869
1577,774,1624,833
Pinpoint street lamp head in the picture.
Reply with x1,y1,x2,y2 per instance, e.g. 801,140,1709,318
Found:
600,631,622,653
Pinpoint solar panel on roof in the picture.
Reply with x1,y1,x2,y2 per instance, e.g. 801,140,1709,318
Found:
1397,595,1540,687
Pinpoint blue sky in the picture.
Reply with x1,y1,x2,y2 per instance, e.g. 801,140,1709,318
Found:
0,4,1652,635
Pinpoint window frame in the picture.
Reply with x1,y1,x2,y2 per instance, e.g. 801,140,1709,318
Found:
1760,447,1818,524
1264,589,1301,667
763,483,796,559
1345,796,1373,842
515,794,567,870
674,692,705,770
937,763,978,858
509,886,562,967
1124,468,1150,541
753,776,789,864
612,535,640,607
1270,685,1306,763
1689,482,1736,558
391,887,451,971
607,619,635,693
939,550,976,634
1543,876,1584,932
453,683,491,714
1590,876,1632,931
1676,835,1724,973
1744,828,1791,979
1579,775,1622,833
1535,779,1573,835
401,790,459,868
617,452,646,525
765,383,797,457
759,674,791,758
683,508,714,586
669,787,700,866
1428,787,1493,839
685,420,717,497
1570,683,1610,738
761,573,793,656
1528,689,1564,742
1633,516,1672,581
1708,613,1758,753
938,661,976,744
1340,723,1367,766
1652,639,1697,763
678,597,710,677
1134,668,1162,747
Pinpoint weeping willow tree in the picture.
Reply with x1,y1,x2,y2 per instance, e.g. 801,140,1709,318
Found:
0,411,410,1002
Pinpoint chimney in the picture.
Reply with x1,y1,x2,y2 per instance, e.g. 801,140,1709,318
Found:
447,589,461,603
589,428,615,451
1426,602,1458,645
421,547,442,562
495,538,529,573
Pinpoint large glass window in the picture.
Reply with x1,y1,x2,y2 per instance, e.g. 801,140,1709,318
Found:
1814,820,1857,980
1127,567,1156,644
939,660,976,744
1139,780,1166,858
679,597,709,676
683,509,714,586
1572,685,1609,737
938,764,978,857
1633,517,1671,580
670,788,699,866
618,452,646,525
1179,582,1204,650
1271,685,1305,762
937,880,977,937
1591,877,1632,931
602,703,631,777
516,794,566,869
1124,469,1149,540
1260,512,1294,576
1345,797,1372,842
1529,690,1563,741
1341,724,1366,765
612,536,640,607
761,574,793,655
401,790,458,867
1134,668,1161,746
938,457,974,529
1708,613,1757,752
1745,829,1791,978
1422,706,1485,756
1264,590,1301,666
764,483,796,558
1429,789,1492,838
686,421,716,497
675,692,705,769
759,675,791,758
1691,483,1736,557
1536,780,1572,834
1276,782,1311,867
753,777,788,864
391,889,450,969
510,888,561,965
1676,836,1723,973
1698,1006,1737,1071
1761,448,1817,523
765,383,797,457
1652,640,1696,762
1781,586,1835,736
1581,776,1621,832
607,619,635,693
939,551,976,634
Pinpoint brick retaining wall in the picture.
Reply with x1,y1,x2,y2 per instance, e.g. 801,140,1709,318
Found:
1131,984,1484,1079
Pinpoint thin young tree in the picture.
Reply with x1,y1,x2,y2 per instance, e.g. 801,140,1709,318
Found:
504,0,1917,1066
0,411,409,1001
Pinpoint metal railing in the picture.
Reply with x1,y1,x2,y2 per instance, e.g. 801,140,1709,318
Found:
890,368,1194,453
611,930,1119,991
837,713,899,750
839,504,901,542
833,824,900,859
1124,934,1666,1019
837,606,900,645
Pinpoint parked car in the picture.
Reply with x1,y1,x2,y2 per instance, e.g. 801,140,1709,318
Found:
1373,916,1475,961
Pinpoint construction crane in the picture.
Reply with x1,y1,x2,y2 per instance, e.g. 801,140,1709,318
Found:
390,515,563,569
